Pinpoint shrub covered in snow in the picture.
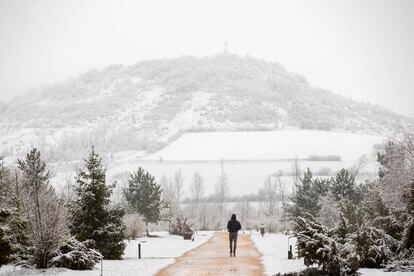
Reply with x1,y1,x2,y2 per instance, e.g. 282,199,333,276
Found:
49,238,102,270
170,215,193,236
290,132,414,274
123,213,145,240
294,216,359,275
274,268,330,276
386,252,414,272
294,197,401,274
350,226,398,268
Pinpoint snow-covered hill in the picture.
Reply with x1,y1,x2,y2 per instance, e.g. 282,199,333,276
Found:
0,53,411,162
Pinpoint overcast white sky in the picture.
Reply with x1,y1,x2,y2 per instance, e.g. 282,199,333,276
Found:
0,0,413,115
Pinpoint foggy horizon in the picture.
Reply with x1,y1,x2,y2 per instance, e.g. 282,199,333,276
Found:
1,0,414,116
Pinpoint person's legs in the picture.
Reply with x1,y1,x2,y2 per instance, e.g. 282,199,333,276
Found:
229,233,233,255
233,233,238,256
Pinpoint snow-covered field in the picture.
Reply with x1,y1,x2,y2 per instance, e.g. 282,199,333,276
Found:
251,232,414,276
145,130,385,161
0,231,214,276
107,159,376,196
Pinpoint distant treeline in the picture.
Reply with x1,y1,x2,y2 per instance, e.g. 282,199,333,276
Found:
306,154,342,161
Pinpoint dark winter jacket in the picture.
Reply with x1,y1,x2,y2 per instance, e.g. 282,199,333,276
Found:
227,214,241,233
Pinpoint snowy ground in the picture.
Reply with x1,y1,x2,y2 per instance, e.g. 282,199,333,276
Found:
2,232,414,276
359,269,414,276
251,232,414,276
251,232,307,275
145,130,385,161
0,231,214,276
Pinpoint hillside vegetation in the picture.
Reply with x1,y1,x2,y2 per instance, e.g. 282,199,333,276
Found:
0,53,411,161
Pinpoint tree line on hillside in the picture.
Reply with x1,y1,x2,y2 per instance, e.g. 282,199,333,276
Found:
285,131,414,275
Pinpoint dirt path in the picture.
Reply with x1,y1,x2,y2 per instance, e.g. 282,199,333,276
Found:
156,232,264,276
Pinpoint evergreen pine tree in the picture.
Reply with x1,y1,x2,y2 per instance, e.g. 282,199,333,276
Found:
337,199,364,234
0,209,13,266
69,146,125,259
294,216,359,275
0,157,30,265
294,216,333,269
330,169,357,202
401,178,414,250
124,167,162,236
289,168,323,218
4,209,31,265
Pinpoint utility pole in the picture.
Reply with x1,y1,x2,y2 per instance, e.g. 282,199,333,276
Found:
220,157,224,177
224,42,228,53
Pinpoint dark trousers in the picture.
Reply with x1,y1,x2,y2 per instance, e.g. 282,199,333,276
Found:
229,232,238,253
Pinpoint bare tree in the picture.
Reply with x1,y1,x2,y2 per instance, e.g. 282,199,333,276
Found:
263,174,277,217
189,171,204,223
214,172,228,218
398,129,414,176
18,149,68,268
160,174,177,231
200,201,208,230
275,170,288,230
123,213,145,240
234,200,253,231
378,131,414,210
59,174,74,203
273,170,286,205
190,172,204,204
349,154,369,180
291,156,301,195
173,169,184,210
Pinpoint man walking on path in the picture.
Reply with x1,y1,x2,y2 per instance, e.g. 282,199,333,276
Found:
227,213,241,257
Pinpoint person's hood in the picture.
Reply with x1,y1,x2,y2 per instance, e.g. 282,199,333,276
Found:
231,214,236,220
